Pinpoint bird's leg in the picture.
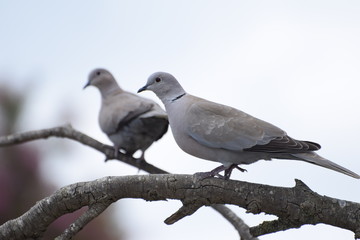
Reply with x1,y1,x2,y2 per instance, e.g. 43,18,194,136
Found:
135,151,146,169
113,146,120,158
224,164,247,180
106,145,122,161
137,151,146,163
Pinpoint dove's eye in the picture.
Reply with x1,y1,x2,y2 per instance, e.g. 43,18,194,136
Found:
96,71,101,76
155,77,161,82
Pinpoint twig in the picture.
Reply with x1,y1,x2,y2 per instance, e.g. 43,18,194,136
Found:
55,202,112,240
165,198,204,225
249,218,302,237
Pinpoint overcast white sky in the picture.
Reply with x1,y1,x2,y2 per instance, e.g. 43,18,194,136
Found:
1,1,360,239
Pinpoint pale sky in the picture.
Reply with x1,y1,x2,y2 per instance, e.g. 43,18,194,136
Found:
1,1,360,239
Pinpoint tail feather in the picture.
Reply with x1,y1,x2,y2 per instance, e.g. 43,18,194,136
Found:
291,152,360,179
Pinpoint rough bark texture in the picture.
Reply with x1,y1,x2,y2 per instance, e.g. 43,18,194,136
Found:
0,125,359,239
0,175,359,239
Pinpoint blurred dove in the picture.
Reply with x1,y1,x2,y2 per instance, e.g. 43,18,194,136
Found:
138,72,360,179
84,68,168,160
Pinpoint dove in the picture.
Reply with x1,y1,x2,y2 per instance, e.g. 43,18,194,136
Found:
84,68,168,160
138,72,360,179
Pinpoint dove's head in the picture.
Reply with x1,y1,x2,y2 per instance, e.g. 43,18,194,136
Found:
84,68,119,92
138,72,186,104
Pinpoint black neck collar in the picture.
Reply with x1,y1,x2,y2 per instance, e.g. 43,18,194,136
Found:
171,93,186,102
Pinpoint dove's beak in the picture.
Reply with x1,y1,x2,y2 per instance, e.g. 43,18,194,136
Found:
137,85,148,93
83,82,91,89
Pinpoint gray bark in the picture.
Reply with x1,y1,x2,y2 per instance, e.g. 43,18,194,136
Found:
0,175,359,239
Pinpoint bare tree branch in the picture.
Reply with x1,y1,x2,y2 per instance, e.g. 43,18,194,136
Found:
165,198,204,224
212,204,259,240
0,124,167,174
55,202,112,240
249,218,303,237
0,175,359,240
0,125,254,238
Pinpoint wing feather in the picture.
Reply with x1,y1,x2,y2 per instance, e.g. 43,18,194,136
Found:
244,135,321,153
186,98,285,151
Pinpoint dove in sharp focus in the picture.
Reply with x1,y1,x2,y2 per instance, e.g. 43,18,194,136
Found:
138,72,360,179
84,68,168,160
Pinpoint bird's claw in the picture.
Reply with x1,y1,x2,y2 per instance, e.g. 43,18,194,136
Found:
194,165,227,180
135,156,145,166
194,164,246,180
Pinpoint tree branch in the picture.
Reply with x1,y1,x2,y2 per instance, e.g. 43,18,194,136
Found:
0,175,359,240
0,124,167,174
212,204,259,240
55,202,112,240
249,218,303,237
0,125,253,238
165,198,204,224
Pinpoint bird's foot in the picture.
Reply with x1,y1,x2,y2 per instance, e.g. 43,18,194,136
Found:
114,147,121,159
102,145,116,162
194,164,246,180
194,165,227,180
104,146,125,162
135,156,146,167
223,164,247,180
104,148,119,162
